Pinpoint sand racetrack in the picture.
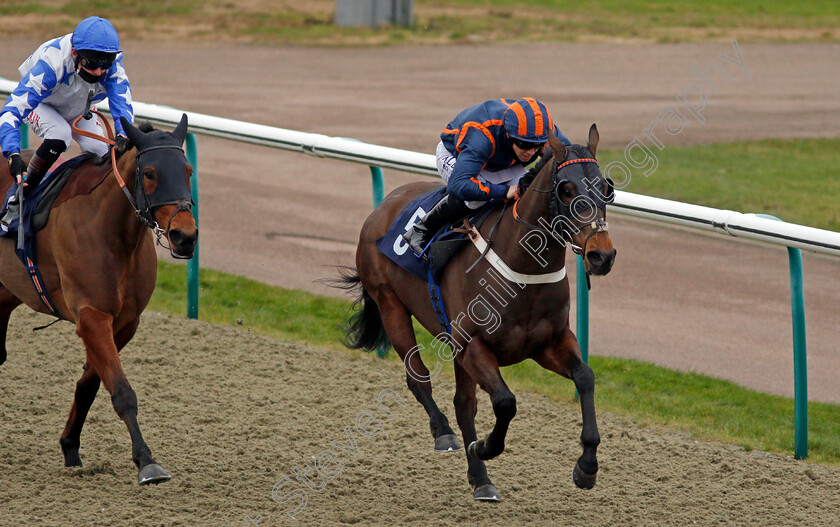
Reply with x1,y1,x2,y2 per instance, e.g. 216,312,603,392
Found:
1,310,839,526
1,39,839,525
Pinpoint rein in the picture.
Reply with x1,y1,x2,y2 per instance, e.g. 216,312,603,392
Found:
70,112,175,250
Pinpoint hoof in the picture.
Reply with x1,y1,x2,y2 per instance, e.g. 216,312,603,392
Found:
473,484,501,502
572,462,597,490
138,463,171,485
434,434,462,453
61,441,82,467
63,454,83,468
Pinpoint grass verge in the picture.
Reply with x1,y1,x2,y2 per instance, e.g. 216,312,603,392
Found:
603,137,840,231
150,261,840,466
2,0,840,44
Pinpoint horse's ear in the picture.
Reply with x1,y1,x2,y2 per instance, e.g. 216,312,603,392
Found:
587,123,599,157
548,132,567,162
121,117,143,146
172,113,188,145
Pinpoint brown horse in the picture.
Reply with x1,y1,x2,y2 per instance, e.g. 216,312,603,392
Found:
339,126,615,501
0,115,197,484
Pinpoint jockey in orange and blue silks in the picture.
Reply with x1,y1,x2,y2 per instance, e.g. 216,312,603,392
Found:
0,16,134,227
403,97,571,258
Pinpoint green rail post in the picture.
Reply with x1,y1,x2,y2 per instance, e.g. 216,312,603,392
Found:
186,132,199,319
369,165,387,357
20,123,29,149
757,214,808,459
341,138,385,209
574,254,589,401
788,245,808,459
576,254,589,365
370,166,384,209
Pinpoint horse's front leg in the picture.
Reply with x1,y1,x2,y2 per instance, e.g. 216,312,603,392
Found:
533,327,600,489
59,363,100,467
453,360,498,501
60,317,140,468
76,306,169,485
459,338,517,462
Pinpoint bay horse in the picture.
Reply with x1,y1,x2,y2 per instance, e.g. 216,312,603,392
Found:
0,114,197,485
339,126,615,501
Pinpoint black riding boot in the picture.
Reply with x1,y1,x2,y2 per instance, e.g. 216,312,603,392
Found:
1,139,63,227
23,139,64,197
403,194,472,258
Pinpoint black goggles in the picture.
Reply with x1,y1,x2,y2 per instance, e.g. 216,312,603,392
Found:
512,138,546,151
77,51,116,71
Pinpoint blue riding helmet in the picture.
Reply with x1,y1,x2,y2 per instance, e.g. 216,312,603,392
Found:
71,16,121,54
71,17,121,82
503,98,553,144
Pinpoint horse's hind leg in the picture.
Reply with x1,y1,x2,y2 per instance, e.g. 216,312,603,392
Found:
0,285,23,365
453,360,499,501
376,290,460,452
76,308,169,485
59,317,139,467
533,327,600,490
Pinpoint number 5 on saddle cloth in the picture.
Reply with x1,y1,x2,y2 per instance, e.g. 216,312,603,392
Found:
376,187,500,335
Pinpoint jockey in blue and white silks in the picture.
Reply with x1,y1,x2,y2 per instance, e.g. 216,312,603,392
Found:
0,16,134,226
403,97,571,258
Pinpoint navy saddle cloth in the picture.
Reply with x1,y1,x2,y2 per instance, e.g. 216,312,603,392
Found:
0,155,86,239
0,155,87,274
376,187,498,281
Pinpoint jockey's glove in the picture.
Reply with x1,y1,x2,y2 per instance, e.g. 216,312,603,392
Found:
7,153,25,183
114,134,130,154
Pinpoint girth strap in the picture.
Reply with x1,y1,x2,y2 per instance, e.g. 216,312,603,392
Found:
24,256,63,323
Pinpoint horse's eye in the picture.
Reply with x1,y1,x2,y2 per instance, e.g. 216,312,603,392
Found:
143,167,157,181
562,185,574,199
554,180,577,204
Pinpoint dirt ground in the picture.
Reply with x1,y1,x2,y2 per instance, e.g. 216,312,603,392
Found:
1,309,839,527
0,39,839,525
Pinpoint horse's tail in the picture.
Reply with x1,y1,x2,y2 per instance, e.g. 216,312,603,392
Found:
327,266,391,353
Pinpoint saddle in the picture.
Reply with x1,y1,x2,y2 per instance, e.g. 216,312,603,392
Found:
376,187,499,281
376,188,501,335
0,153,99,236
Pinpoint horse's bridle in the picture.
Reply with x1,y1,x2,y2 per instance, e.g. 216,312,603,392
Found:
514,154,612,258
133,144,194,256
71,111,192,255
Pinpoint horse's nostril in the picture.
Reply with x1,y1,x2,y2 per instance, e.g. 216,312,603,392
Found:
168,229,184,246
586,249,616,273
170,229,198,247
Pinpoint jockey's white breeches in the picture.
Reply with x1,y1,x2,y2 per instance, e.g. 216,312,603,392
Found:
25,103,109,157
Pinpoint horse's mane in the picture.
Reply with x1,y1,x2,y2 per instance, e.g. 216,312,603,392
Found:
518,144,594,196
90,121,155,165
